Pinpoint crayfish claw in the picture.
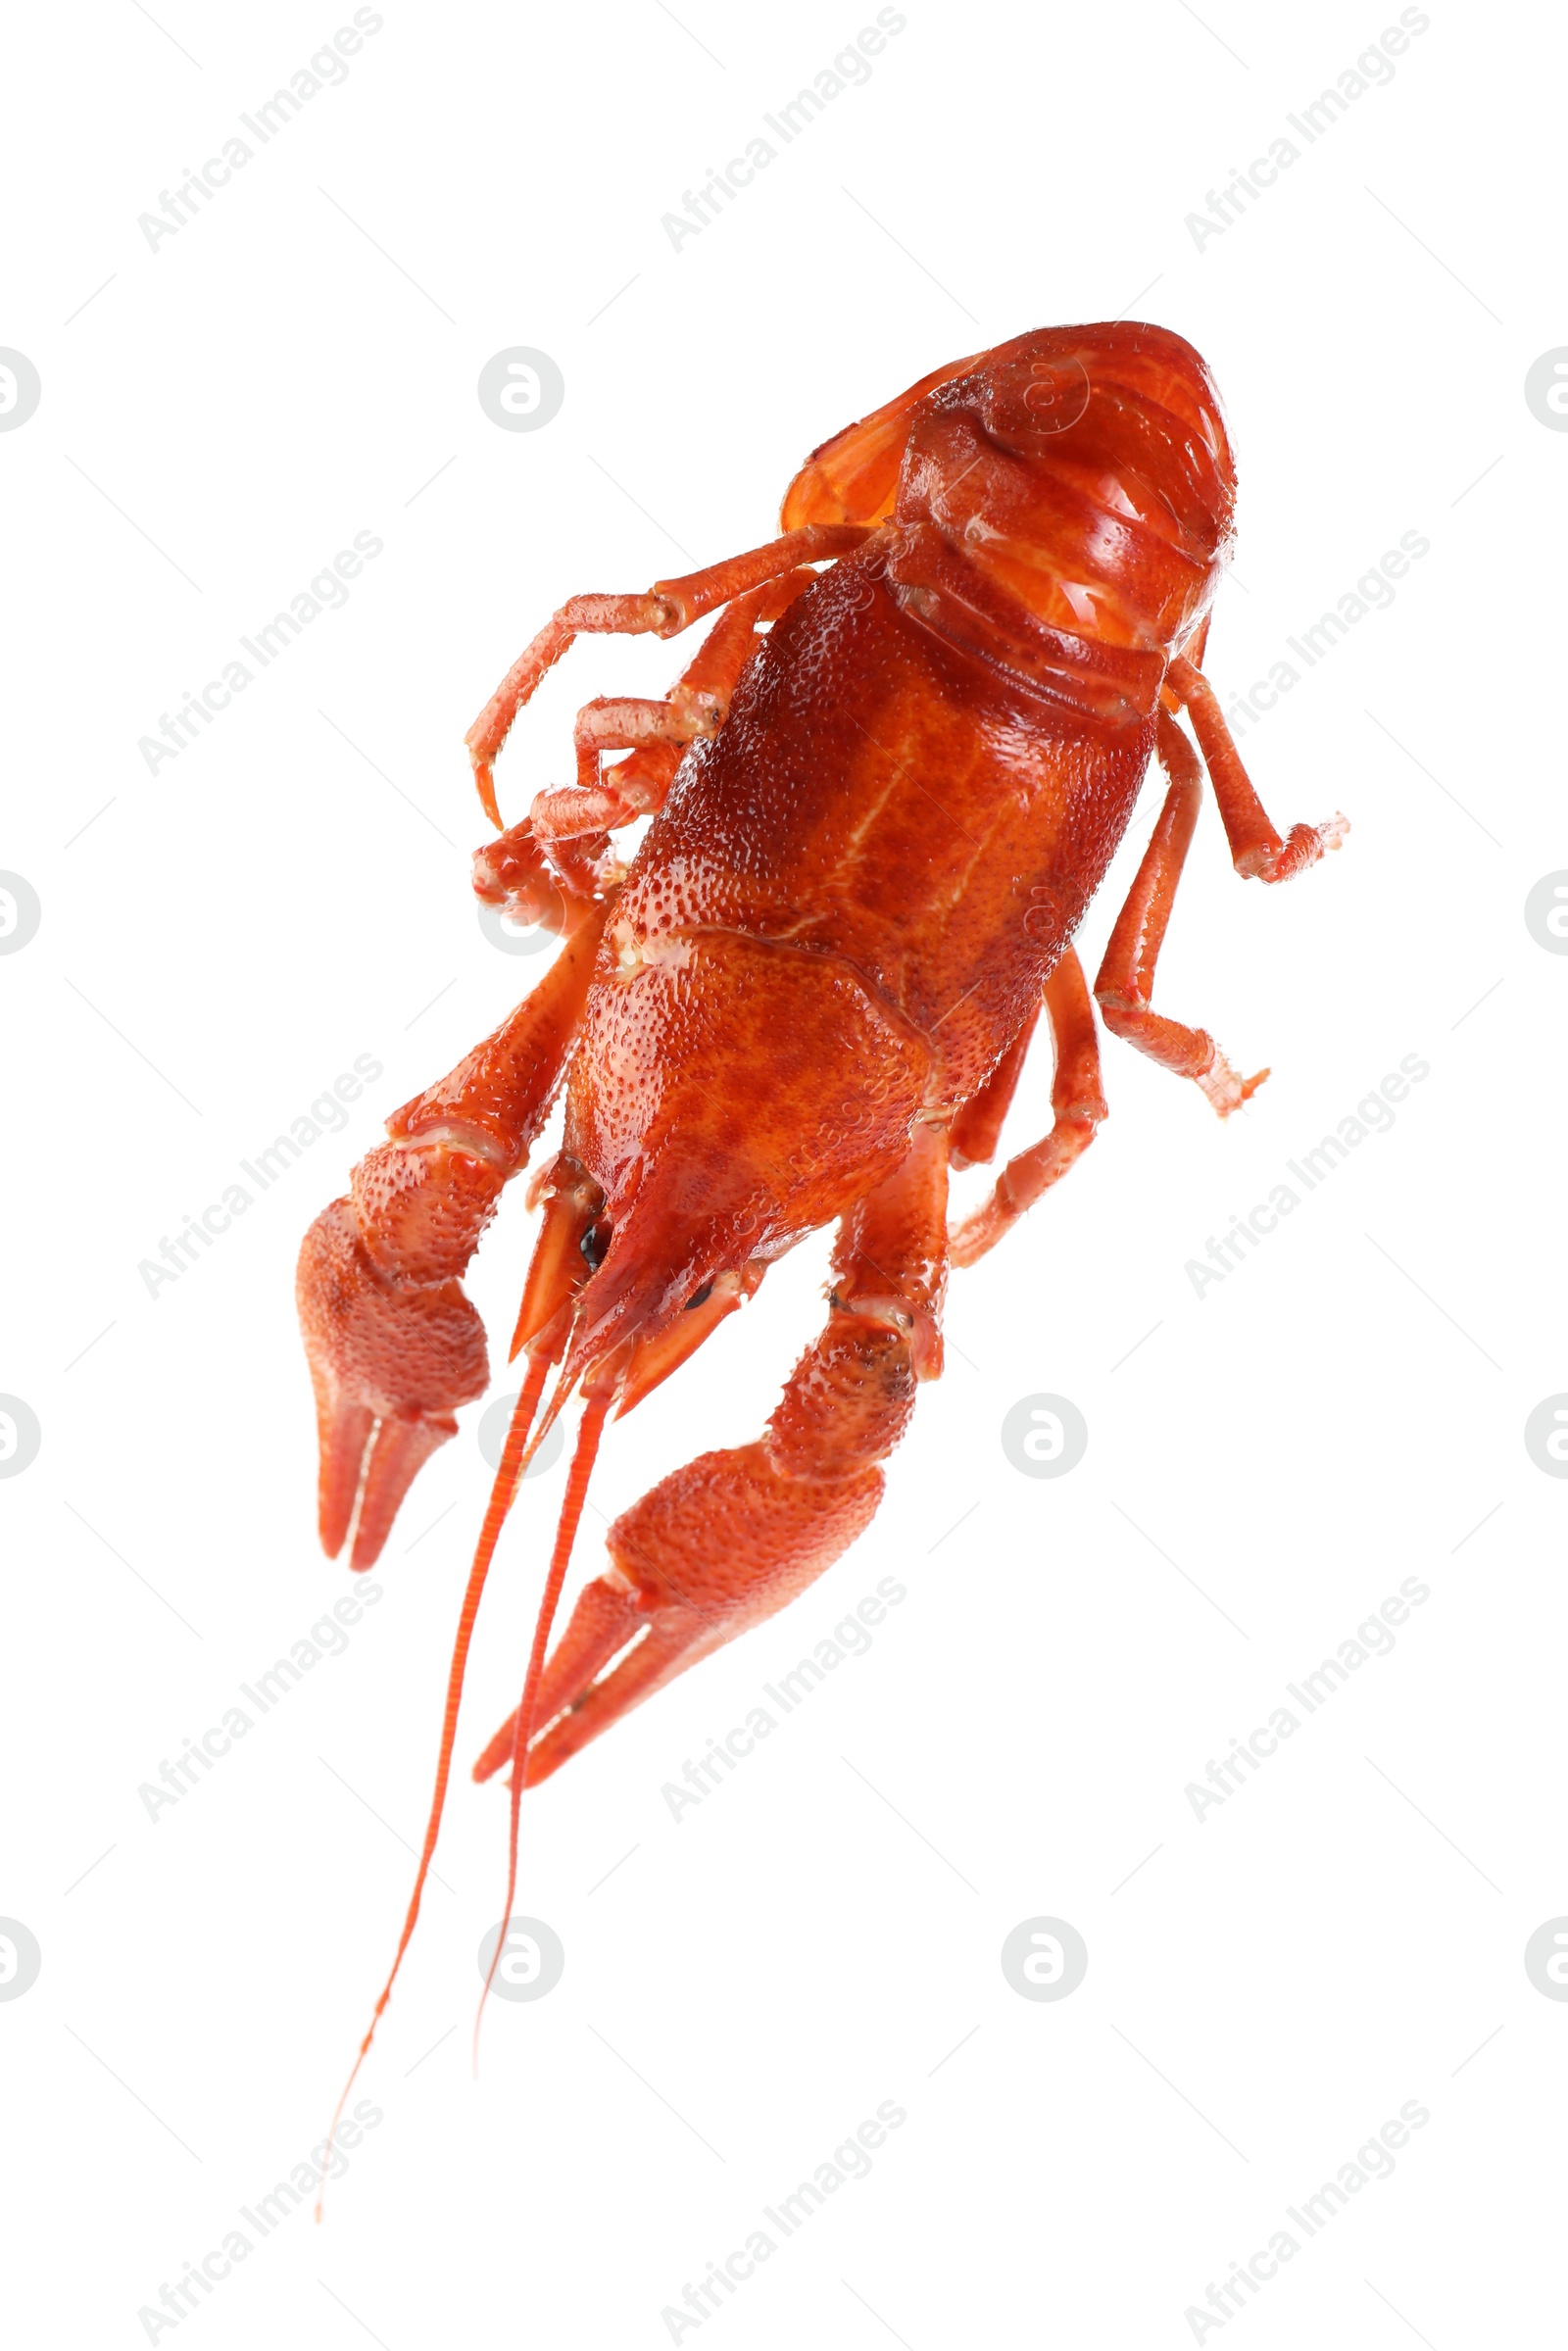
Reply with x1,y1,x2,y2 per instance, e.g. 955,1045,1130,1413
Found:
348,1412,460,1570
297,1200,488,1570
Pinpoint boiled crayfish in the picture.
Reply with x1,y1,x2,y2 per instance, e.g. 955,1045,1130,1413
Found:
297,321,1345,2056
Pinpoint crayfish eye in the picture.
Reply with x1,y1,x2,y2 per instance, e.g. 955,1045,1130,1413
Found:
579,1220,612,1273
685,1282,714,1312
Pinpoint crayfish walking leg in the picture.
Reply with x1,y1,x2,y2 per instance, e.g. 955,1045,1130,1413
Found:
465,525,871,820
949,950,1105,1270
1165,656,1348,884
1094,711,1269,1118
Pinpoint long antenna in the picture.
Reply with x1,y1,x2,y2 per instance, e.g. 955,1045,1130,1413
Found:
314,1350,553,2219
472,1384,613,2050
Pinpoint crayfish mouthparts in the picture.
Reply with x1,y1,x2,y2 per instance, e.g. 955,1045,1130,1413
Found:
470,818,569,929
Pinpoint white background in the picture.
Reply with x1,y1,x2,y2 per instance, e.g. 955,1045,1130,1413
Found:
3,2,1564,2344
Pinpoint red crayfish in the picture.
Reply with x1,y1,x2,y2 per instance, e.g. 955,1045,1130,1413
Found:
297,321,1345,2058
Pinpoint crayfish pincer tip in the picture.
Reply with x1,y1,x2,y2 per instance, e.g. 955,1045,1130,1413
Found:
469,751,503,829
346,1415,460,1572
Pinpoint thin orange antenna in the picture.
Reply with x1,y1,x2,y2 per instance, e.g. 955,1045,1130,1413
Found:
473,1377,615,2051
314,1344,554,2220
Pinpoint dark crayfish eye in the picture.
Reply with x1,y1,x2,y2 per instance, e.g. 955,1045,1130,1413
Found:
579,1220,611,1272
685,1281,714,1311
